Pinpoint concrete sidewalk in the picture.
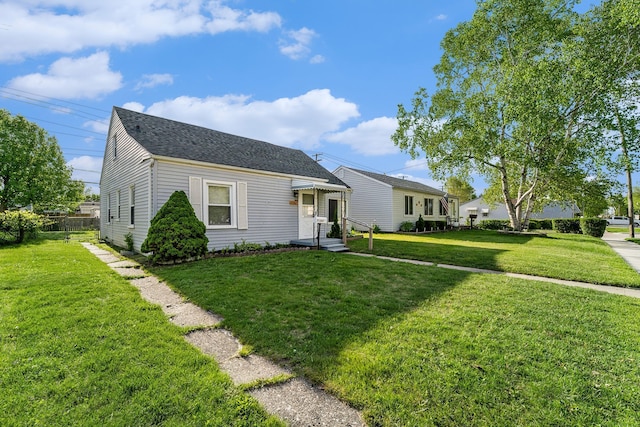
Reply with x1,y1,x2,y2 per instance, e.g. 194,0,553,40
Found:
347,231,640,300
602,231,640,274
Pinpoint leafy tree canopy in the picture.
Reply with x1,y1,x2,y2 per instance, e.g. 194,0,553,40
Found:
444,176,476,203
0,109,84,212
393,0,637,230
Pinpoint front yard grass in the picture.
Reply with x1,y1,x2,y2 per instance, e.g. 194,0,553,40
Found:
347,230,640,286
0,233,282,426
151,250,640,426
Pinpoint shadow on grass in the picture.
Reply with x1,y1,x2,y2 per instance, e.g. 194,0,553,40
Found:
149,251,473,380
348,230,511,271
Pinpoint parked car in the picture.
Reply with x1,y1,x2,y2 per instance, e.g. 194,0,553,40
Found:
606,216,640,226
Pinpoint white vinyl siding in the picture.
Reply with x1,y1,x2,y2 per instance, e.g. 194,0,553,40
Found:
160,161,295,250
334,167,393,232
100,110,151,251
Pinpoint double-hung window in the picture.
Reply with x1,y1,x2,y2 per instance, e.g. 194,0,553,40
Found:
404,195,414,216
129,186,135,227
116,190,121,221
424,198,434,216
206,182,234,227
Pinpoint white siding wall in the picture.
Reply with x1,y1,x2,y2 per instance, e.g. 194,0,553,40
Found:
391,189,449,231
460,198,577,222
154,160,299,250
334,167,393,231
100,112,151,251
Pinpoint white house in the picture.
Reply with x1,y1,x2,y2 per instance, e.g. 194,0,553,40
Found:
331,166,459,232
100,107,349,252
460,197,580,223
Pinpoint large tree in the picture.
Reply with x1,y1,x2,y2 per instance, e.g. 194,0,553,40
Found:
0,109,84,212
444,176,476,203
393,0,608,231
580,0,640,235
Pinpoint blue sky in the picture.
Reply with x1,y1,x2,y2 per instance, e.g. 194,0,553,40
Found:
0,0,604,196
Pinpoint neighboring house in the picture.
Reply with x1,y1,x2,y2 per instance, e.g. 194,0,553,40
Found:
100,107,349,252
76,201,100,218
460,197,580,223
331,166,459,232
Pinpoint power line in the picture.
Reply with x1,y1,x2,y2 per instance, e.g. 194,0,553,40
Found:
0,86,109,117
20,114,106,136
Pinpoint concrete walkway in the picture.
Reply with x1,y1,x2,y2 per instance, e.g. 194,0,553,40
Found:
81,242,365,427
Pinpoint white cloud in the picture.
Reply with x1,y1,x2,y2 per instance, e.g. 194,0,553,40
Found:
309,54,326,64
279,27,317,60
435,14,447,21
7,51,122,99
136,89,359,149
68,155,103,193
324,116,399,156
205,0,281,34
122,102,146,112
134,73,174,91
84,118,110,134
0,0,282,62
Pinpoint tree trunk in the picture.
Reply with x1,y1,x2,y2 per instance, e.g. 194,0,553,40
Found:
617,108,635,238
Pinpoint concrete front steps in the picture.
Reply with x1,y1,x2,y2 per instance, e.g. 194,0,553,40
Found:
290,238,350,252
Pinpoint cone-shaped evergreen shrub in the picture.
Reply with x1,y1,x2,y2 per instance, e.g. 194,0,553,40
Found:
141,191,208,264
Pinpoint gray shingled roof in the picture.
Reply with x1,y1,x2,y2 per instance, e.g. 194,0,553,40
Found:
114,107,346,186
347,167,445,195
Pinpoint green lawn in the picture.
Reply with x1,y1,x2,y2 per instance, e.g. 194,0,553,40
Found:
0,233,282,426
347,230,640,286
151,250,640,426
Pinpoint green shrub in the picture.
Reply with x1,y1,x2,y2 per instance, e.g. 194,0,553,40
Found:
553,218,581,234
141,191,208,264
580,218,607,237
327,219,342,238
399,221,414,232
528,219,553,230
372,224,381,234
478,219,509,230
0,210,46,244
416,215,426,232
233,239,263,253
124,232,134,252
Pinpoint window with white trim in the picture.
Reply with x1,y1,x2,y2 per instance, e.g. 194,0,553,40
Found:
116,190,121,221
206,181,235,227
112,135,117,159
404,195,413,215
129,185,135,227
107,193,112,223
424,198,434,216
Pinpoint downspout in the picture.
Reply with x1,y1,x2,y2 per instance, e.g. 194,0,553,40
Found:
148,159,155,225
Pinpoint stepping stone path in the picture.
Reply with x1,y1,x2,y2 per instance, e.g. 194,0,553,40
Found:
81,242,365,427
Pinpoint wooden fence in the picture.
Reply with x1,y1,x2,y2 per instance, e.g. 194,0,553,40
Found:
44,216,100,231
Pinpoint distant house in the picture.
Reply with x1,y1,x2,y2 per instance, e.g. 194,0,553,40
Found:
76,201,100,218
100,107,349,252
331,166,459,232
460,197,580,223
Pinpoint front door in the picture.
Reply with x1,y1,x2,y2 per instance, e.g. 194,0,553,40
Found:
298,191,315,239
